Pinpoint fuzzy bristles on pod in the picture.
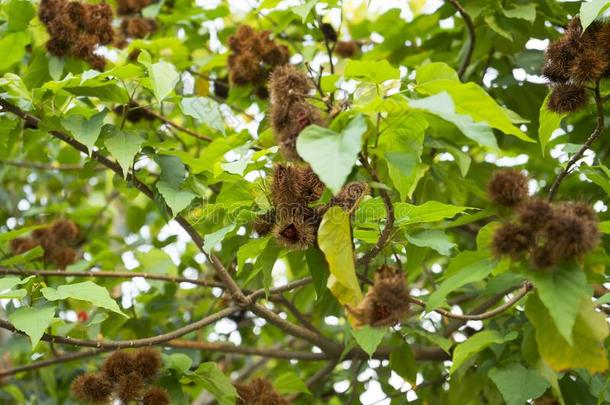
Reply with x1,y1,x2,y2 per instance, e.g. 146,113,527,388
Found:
347,266,410,328
103,350,134,380
52,219,79,244
330,182,369,211
334,40,359,58
121,17,157,39
492,223,531,259
487,169,529,207
51,246,77,270
115,372,145,403
71,372,113,404
253,210,276,236
116,0,150,15
142,387,170,405
275,102,324,161
545,208,600,259
273,213,317,250
547,83,588,114
517,199,553,230
270,164,324,208
569,47,608,84
530,245,557,270
133,347,162,380
235,378,289,405
10,238,38,254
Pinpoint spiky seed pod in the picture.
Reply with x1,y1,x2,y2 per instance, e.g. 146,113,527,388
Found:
103,350,134,380
142,387,171,405
530,245,558,270
10,238,38,255
121,17,156,39
51,246,77,269
569,47,608,83
275,102,324,161
228,25,256,53
273,214,317,250
545,211,600,259
542,38,574,83
52,219,79,244
271,164,325,209
556,201,598,223
487,169,529,207
269,65,312,109
39,0,62,24
235,378,289,405
296,165,325,204
330,182,369,211
347,266,410,328
32,227,56,251
116,0,151,15
71,372,113,404
517,199,553,230
116,372,145,403
229,51,265,85
253,210,275,236
133,348,162,380
321,23,338,42
85,3,114,44
334,40,359,58
492,223,532,259
547,83,589,113
257,31,290,66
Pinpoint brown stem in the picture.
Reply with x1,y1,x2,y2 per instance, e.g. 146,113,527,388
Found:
547,82,605,201
143,108,213,142
447,0,476,80
0,349,108,379
0,160,104,171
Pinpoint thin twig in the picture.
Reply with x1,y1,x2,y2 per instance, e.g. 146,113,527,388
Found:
548,82,605,201
447,0,476,80
0,160,104,171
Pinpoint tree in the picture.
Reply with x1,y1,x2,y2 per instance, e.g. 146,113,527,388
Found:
0,0,609,403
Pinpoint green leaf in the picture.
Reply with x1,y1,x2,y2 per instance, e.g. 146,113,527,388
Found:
0,30,30,72
180,97,225,135
502,3,537,22
5,0,35,31
408,93,498,149
297,115,367,194
136,248,176,276
599,221,610,234
62,110,107,154
351,325,386,357
274,372,311,394
0,276,34,299
187,362,237,405
318,207,362,307
395,201,472,226
237,236,270,272
415,62,459,83
526,263,587,345
426,251,496,310
488,364,550,405
104,127,143,177
250,238,280,294
8,305,56,349
156,181,197,217
450,330,517,374
538,93,564,156
42,281,127,317
155,154,187,188
526,293,609,372
390,344,418,384
203,224,236,255
406,229,455,256
0,224,46,242
292,0,317,22
147,60,179,101
345,60,400,83
0,245,43,266
305,248,329,298
166,353,193,373
581,0,610,32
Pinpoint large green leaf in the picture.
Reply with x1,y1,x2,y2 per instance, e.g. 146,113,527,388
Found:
526,293,609,372
395,201,473,226
156,181,197,217
104,127,143,177
186,362,237,405
526,263,587,345
390,343,418,384
318,207,362,307
351,325,386,357
581,0,610,31
274,372,311,394
297,115,367,194
344,60,400,83
408,92,499,149
147,60,179,101
62,110,107,154
538,93,565,156
8,305,56,349
180,97,225,135
5,0,35,32
426,250,496,310
450,330,517,374
0,31,30,71
41,281,127,317
488,364,550,405
406,229,455,256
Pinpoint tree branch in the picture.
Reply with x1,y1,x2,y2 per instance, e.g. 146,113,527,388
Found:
547,82,605,201
0,349,108,379
447,0,476,80
0,159,104,171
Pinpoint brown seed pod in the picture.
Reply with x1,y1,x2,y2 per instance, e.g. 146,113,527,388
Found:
334,40,359,58
103,350,134,380
9,238,38,255
133,347,162,380
32,227,56,251
142,387,170,405
51,246,77,269
235,378,289,405
530,245,558,270
115,0,150,16
547,83,588,113
487,169,529,207
517,199,553,230
116,372,145,403
271,164,324,208
330,182,369,211
347,265,410,328
253,210,276,236
556,201,598,223
121,17,157,39
273,213,317,250
52,219,79,244
545,210,600,259
492,222,532,259
71,372,113,404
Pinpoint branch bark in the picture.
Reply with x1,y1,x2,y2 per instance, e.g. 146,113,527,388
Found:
447,0,476,80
